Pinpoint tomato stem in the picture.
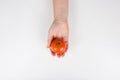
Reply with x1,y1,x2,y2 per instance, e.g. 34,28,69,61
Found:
56,42,60,46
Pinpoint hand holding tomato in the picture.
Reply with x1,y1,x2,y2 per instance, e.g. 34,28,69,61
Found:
47,20,69,57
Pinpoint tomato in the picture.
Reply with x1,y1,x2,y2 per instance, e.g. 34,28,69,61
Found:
50,38,67,57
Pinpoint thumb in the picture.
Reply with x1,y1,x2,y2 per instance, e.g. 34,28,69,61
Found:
63,36,68,44
63,36,69,52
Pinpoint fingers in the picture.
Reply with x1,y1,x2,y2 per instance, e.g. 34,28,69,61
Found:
50,50,56,56
47,34,54,48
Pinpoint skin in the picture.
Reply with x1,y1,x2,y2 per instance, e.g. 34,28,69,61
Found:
47,0,69,54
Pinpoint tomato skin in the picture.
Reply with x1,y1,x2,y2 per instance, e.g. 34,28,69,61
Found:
50,38,66,57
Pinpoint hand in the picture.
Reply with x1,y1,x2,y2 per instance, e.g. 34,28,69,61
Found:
47,20,69,55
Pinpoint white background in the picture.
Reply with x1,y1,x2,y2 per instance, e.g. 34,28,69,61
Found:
0,0,120,80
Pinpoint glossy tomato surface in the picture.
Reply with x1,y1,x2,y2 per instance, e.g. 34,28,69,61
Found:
50,38,67,57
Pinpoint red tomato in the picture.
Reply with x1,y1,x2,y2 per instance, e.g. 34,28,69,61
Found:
50,38,67,57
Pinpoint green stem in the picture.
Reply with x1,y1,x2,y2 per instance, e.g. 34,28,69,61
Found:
56,42,61,46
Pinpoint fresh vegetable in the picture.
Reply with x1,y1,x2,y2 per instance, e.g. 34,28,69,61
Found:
50,38,67,57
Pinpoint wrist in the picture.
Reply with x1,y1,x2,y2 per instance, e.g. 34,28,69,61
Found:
53,19,68,28
54,18,68,23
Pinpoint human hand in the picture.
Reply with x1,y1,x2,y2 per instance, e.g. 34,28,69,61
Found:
47,20,69,56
